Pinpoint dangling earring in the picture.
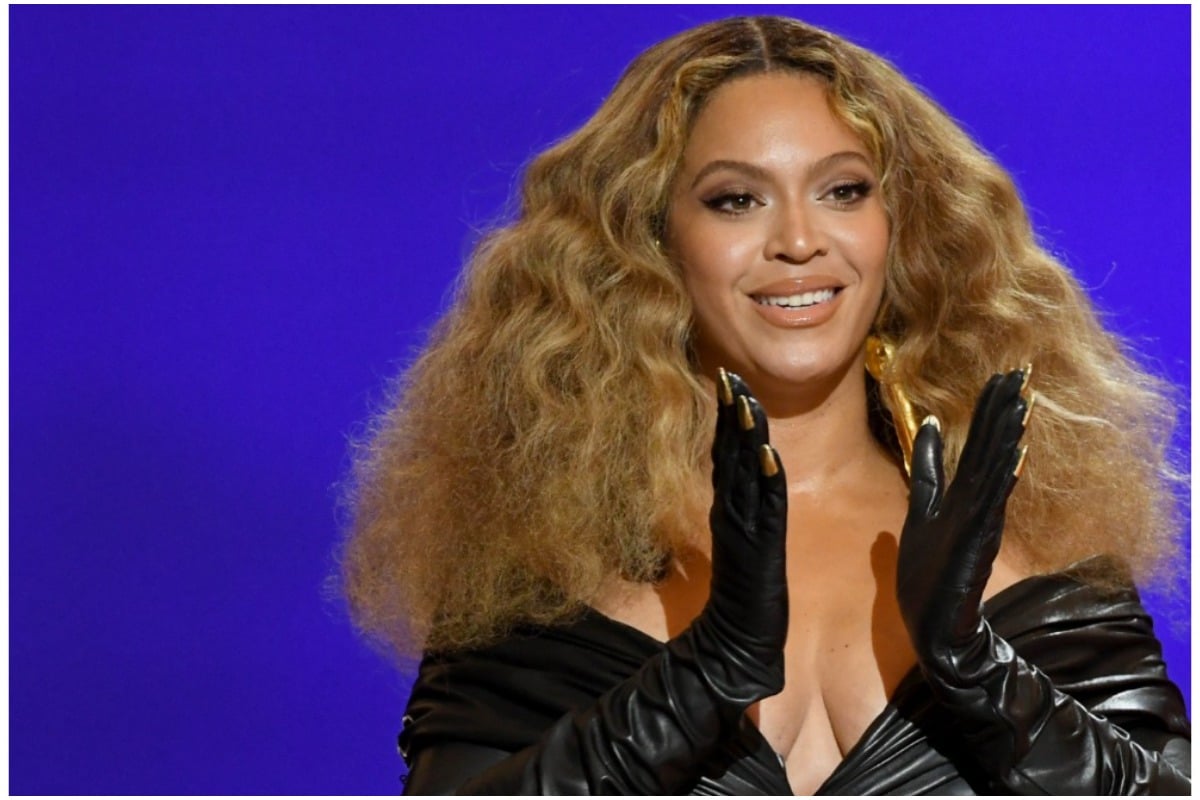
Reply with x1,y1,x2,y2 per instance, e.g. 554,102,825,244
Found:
865,334,919,476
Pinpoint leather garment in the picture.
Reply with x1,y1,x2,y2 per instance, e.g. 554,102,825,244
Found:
400,566,1190,795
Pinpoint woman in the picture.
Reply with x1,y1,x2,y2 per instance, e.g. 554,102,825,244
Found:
341,16,1189,794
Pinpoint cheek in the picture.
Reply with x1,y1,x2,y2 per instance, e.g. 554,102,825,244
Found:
673,246,738,338
680,262,727,327
836,214,890,282
670,227,726,296
672,224,758,289
677,244,751,325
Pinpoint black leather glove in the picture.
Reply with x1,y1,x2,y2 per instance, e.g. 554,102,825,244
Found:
898,369,1190,793
429,369,788,794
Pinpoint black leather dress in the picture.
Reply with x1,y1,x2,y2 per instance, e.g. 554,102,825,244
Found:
400,569,1190,794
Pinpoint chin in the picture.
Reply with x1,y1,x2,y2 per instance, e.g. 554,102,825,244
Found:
761,364,840,390
765,347,857,379
730,359,845,395
695,339,863,396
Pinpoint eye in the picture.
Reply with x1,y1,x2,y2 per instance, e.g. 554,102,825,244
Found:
702,192,762,215
823,180,874,208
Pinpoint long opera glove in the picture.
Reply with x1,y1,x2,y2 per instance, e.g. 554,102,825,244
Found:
897,370,1190,793
402,371,789,795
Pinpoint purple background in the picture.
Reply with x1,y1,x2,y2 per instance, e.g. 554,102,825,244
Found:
11,6,1189,794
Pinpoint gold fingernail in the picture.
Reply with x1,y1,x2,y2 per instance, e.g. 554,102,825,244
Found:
738,395,755,430
759,445,779,477
717,367,734,407
1013,445,1029,479
921,414,941,433
1021,363,1033,392
1022,392,1037,428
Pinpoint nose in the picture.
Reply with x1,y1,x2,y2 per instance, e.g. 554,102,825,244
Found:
764,200,828,264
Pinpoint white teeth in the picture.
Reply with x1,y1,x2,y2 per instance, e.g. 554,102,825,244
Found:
756,289,836,308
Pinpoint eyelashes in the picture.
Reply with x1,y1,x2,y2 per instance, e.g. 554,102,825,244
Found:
702,191,761,215
825,180,874,207
700,180,876,216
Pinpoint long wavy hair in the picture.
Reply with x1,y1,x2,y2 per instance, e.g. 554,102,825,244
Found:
339,16,1183,657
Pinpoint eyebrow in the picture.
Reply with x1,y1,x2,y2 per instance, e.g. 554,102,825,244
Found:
689,151,873,190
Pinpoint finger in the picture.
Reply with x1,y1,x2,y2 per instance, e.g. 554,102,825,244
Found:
907,415,945,520
756,444,789,622
957,373,1004,479
717,366,735,408
725,369,750,398
959,369,1025,480
989,369,1028,450
734,380,779,543
963,392,1028,576
978,385,1028,509
968,471,1016,594
726,371,771,450
710,368,739,491
757,444,788,539
737,393,770,498
739,393,770,441
997,368,1027,418
721,375,767,532
981,435,1025,517
1012,445,1028,484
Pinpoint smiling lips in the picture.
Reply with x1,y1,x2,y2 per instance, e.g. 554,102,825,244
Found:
749,277,845,328
756,288,837,308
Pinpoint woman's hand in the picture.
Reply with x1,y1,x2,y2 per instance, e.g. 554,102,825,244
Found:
700,368,789,699
406,369,790,795
895,369,1189,793
897,368,1028,678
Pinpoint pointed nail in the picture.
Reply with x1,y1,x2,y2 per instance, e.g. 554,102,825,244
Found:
1022,392,1037,428
738,395,755,430
1013,445,1029,479
717,367,734,407
759,445,779,477
921,414,941,433
1020,363,1033,392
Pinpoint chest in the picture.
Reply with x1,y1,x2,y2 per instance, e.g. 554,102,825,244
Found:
593,501,1024,794
600,512,919,785
752,534,918,794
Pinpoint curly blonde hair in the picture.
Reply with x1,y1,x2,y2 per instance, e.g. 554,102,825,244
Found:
339,16,1183,657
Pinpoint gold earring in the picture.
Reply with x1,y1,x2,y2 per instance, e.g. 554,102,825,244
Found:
865,334,919,477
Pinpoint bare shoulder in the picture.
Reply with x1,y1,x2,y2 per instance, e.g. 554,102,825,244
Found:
591,579,670,642
592,546,712,643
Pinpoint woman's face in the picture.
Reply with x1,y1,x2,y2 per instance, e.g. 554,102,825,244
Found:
667,72,889,399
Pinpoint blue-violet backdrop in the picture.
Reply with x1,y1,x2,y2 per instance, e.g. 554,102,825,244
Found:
11,5,1190,793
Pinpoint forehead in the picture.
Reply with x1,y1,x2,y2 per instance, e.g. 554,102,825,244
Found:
682,72,866,167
